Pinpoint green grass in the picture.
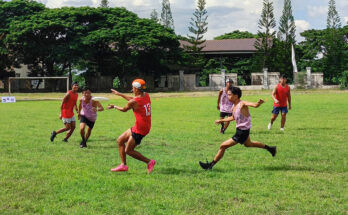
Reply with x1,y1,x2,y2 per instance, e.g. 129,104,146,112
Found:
0,90,347,214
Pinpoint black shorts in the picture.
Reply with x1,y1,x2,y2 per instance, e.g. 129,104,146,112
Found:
232,128,250,144
80,115,95,129
220,112,232,118
131,128,145,145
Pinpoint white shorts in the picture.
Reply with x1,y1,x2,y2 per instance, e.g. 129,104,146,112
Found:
62,116,75,124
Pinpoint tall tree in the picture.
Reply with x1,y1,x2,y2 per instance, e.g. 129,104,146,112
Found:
160,0,174,30
150,9,159,23
324,0,344,83
100,0,108,8
254,0,276,70
185,0,208,54
276,0,296,81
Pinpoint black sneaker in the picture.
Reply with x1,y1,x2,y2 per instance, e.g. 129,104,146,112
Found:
199,161,212,170
220,125,225,134
268,146,277,157
80,140,87,148
63,138,68,142
50,131,57,142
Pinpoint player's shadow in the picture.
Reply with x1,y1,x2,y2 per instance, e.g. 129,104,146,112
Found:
158,166,228,175
262,165,314,172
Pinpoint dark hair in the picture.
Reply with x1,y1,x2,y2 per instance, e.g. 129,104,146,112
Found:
82,87,91,92
71,82,79,86
280,74,287,79
228,86,242,98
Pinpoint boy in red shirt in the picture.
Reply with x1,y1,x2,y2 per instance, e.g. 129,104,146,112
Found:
50,82,79,142
107,79,156,173
268,75,291,131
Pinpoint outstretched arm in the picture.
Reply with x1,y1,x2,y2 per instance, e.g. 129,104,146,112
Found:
111,89,134,101
215,116,235,124
241,99,265,108
107,99,136,112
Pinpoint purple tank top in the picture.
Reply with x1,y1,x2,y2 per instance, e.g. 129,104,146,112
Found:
220,89,233,113
80,96,97,122
233,102,251,130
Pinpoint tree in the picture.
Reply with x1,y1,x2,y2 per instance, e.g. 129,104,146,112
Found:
324,0,344,84
160,0,174,30
214,30,257,40
254,0,276,71
276,0,296,81
100,0,108,8
150,9,159,23
185,0,208,54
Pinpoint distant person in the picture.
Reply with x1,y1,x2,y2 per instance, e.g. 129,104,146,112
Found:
78,87,104,148
108,79,156,173
217,78,234,134
268,74,291,131
50,82,79,142
199,86,276,170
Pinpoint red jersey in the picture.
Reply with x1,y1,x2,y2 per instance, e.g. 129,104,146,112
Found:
61,90,78,118
132,93,151,136
274,83,289,107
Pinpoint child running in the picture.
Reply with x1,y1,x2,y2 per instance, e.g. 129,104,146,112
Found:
199,86,277,170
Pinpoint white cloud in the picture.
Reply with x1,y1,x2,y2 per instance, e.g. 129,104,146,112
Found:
307,5,327,18
295,20,310,42
344,16,348,24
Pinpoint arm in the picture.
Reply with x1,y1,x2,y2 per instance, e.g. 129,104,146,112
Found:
215,115,235,124
107,99,137,112
92,101,104,112
241,99,265,108
78,99,82,120
272,85,279,104
217,90,223,110
59,93,70,119
288,88,291,110
111,89,134,101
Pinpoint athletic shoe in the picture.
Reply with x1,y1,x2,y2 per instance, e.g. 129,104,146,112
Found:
280,128,284,132
199,161,212,170
147,160,156,173
50,131,57,142
268,146,277,157
267,123,272,130
63,138,68,142
111,164,128,172
80,140,87,148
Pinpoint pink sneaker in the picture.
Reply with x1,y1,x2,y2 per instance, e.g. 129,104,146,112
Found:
147,160,156,173
111,164,128,172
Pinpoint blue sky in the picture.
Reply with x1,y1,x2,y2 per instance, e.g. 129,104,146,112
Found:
37,0,348,42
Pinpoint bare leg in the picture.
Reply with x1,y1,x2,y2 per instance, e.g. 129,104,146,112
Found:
80,123,86,141
56,123,70,134
64,121,75,140
85,127,92,142
117,129,131,165
243,136,265,148
125,137,150,164
223,121,231,130
213,138,238,163
270,114,278,125
281,113,286,128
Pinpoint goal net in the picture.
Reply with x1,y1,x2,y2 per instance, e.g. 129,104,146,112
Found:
8,77,69,95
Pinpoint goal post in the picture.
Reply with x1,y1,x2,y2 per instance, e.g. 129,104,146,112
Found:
8,76,69,95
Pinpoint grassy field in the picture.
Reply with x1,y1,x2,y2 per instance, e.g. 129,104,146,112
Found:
0,90,347,214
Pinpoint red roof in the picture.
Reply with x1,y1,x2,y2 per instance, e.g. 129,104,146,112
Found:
180,38,258,54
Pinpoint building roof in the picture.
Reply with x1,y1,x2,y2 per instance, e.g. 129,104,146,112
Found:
180,38,258,54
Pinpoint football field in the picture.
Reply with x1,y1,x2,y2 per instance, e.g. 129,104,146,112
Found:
0,90,347,214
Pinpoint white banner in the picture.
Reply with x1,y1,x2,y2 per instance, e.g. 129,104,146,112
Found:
1,96,16,103
291,44,298,73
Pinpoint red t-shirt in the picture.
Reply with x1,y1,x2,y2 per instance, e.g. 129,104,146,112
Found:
132,93,151,136
61,90,78,118
274,83,289,107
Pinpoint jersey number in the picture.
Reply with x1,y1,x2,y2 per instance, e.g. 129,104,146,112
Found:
144,103,151,116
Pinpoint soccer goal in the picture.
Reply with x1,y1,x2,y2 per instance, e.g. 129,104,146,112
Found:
8,76,69,95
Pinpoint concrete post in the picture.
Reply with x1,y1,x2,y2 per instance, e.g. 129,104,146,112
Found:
263,68,268,89
221,69,226,88
306,67,311,89
179,70,184,91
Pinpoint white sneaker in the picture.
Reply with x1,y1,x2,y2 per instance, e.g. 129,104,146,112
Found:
280,128,284,132
267,123,272,130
